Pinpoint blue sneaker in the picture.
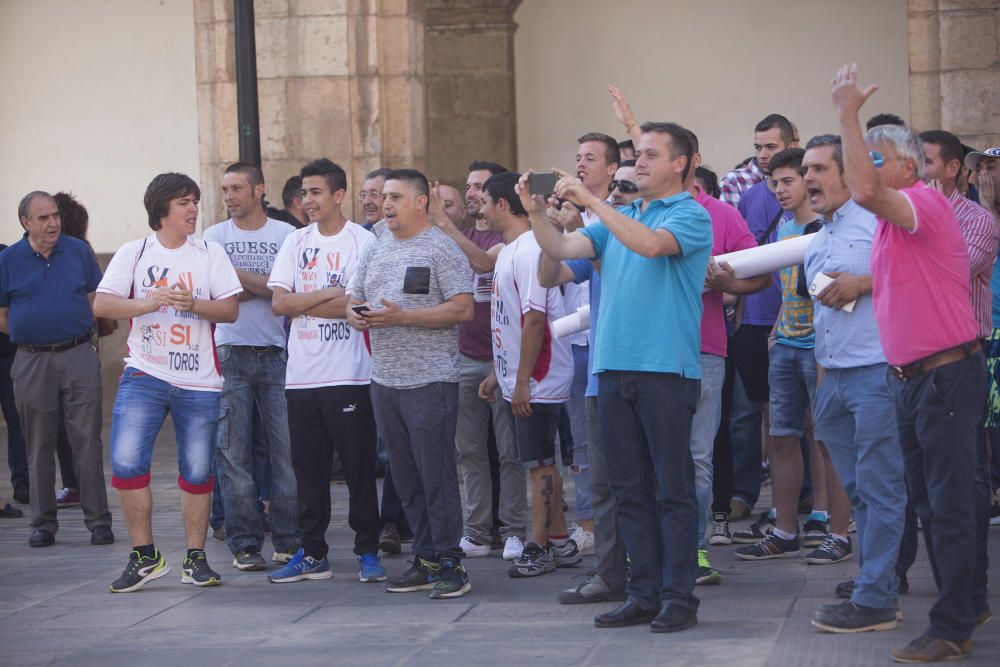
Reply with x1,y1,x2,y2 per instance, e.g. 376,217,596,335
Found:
268,548,332,583
358,552,387,583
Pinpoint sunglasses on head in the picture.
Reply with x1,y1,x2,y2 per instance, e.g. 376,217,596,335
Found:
608,180,638,194
869,151,886,168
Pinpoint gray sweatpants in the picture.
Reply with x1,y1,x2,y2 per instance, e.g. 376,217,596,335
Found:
12,343,111,534
371,381,464,561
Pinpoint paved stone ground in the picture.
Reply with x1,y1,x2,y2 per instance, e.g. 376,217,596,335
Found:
0,420,997,666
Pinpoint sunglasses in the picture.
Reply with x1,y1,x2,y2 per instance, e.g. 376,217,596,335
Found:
869,151,886,168
608,180,638,194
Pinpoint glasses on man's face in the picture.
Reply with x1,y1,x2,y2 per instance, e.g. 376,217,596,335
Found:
608,180,638,194
869,151,886,168
359,192,384,202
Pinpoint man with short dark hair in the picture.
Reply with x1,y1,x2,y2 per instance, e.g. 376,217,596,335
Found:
0,191,113,549
618,139,636,162
719,114,798,208
205,162,298,572
528,121,712,632
281,176,307,228
347,168,475,599
267,158,384,585
866,113,906,130
609,161,639,207
832,63,986,662
95,173,241,592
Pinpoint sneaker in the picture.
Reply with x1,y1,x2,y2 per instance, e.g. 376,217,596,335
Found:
55,487,80,507
558,572,627,604
728,497,751,521
735,532,801,560
109,550,171,593
552,539,583,568
232,548,267,571
732,512,775,544
806,535,852,565
696,549,722,585
358,552,387,582
181,550,221,587
892,634,972,663
812,600,898,633
430,557,471,599
508,541,556,577
272,546,298,563
384,558,440,592
802,518,829,548
709,513,732,546
268,548,332,583
502,535,524,561
569,523,595,556
459,535,491,558
379,522,402,555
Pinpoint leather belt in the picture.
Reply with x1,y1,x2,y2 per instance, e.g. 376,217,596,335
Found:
19,332,93,354
889,340,981,382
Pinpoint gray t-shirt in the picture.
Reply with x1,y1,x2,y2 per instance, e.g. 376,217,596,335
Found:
204,218,295,347
349,225,473,388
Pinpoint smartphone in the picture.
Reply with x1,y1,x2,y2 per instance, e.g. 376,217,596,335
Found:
351,303,370,315
528,172,559,195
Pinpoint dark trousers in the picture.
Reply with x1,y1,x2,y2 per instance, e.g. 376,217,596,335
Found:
56,415,78,489
888,352,986,642
0,354,28,490
597,371,700,612
379,463,410,532
286,385,380,559
711,356,736,514
370,381,464,562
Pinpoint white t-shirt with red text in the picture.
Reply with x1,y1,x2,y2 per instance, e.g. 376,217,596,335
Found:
268,222,374,389
491,230,572,403
97,235,242,391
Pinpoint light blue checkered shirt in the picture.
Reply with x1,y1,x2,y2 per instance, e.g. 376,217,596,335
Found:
804,199,887,369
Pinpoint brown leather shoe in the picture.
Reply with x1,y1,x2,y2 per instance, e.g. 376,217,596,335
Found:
891,634,971,663
379,522,401,555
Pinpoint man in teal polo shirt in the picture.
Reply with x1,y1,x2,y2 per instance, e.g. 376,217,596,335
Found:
521,121,712,633
0,190,112,548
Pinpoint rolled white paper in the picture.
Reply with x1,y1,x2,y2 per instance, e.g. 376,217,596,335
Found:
712,233,815,279
552,305,591,338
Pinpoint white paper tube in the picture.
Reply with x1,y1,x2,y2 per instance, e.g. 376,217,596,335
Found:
712,233,815,279
552,305,590,338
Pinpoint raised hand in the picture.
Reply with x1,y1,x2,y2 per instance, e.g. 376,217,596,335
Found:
608,84,637,130
831,63,879,116
516,171,548,214
553,168,596,209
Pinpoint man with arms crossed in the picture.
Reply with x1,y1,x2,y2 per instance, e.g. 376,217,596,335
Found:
95,173,241,592
525,121,712,632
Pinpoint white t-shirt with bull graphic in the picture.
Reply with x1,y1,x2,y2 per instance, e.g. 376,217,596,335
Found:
268,221,374,389
97,235,242,391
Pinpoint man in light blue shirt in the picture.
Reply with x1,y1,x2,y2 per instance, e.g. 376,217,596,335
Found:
524,121,711,633
800,135,906,634
204,162,298,571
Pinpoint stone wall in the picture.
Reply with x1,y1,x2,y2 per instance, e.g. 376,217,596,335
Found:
908,0,1000,151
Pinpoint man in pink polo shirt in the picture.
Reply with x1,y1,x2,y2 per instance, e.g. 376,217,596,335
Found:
832,63,987,664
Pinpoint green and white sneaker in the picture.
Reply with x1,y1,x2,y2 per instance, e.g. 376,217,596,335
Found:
696,549,722,585
181,550,222,587
430,558,471,599
384,558,440,593
109,549,171,593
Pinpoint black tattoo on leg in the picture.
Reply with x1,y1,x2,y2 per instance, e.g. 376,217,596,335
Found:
541,474,553,534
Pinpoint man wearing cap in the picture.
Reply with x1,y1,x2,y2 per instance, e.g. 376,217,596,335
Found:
0,191,113,548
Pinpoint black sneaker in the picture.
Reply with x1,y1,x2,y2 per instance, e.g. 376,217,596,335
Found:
233,547,267,571
508,541,556,577
181,550,222,586
110,550,171,593
551,539,582,568
806,535,852,564
812,600,898,633
732,512,775,544
735,532,801,560
384,558,440,593
430,557,471,599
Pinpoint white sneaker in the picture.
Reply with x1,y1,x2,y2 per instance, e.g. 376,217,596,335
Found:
502,536,524,561
568,522,595,556
459,535,491,558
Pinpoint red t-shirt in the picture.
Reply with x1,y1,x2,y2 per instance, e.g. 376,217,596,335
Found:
459,226,503,361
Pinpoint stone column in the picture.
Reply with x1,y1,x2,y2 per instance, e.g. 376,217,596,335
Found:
193,0,426,226
908,0,1000,150
424,0,521,189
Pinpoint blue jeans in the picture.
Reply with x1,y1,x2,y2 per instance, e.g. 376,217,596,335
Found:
813,363,905,609
689,353,725,549
215,345,299,554
598,371,700,612
767,344,817,438
210,406,269,530
568,344,592,521
110,367,218,492
889,352,986,642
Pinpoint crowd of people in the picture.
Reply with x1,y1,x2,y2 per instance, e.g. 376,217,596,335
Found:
1,64,999,663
